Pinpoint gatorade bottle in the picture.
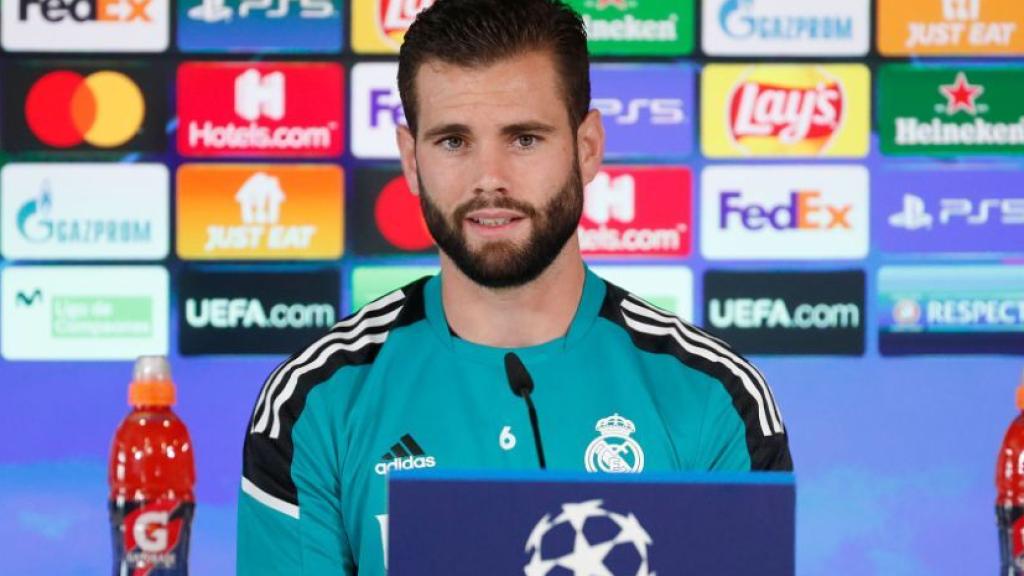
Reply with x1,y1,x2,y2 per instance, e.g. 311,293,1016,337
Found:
997,371,1024,575
109,356,196,575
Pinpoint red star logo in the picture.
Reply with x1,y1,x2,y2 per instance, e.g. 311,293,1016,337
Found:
596,0,628,9
939,72,984,116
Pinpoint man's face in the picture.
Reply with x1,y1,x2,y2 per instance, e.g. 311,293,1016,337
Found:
398,50,598,289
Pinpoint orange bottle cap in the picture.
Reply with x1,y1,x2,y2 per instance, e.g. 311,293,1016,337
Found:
128,356,176,407
129,379,176,407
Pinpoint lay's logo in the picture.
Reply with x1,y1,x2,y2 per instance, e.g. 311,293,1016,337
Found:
702,64,869,158
352,0,434,54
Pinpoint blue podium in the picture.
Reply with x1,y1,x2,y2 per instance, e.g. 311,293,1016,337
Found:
389,470,795,575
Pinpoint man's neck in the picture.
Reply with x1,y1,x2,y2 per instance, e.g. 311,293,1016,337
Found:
440,243,587,348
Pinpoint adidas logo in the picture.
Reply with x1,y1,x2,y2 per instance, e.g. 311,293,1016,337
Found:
374,433,436,476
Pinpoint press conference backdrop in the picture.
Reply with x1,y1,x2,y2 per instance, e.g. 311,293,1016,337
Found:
0,0,1021,573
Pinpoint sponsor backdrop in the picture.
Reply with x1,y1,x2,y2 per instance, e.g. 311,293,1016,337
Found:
0,0,1021,574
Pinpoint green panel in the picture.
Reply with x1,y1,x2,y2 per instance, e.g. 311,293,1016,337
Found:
567,0,694,56
350,266,439,311
879,65,1024,156
51,296,153,338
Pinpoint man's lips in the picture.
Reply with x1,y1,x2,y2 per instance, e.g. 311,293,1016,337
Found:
464,210,527,235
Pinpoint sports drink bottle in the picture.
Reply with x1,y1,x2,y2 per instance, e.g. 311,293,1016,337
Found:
109,356,196,575
997,370,1024,575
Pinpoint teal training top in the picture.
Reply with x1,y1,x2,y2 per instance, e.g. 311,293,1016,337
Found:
237,268,792,575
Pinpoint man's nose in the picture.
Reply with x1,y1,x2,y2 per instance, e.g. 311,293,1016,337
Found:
471,141,512,196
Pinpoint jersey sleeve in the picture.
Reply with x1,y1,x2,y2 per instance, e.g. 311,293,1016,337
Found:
237,378,354,575
697,375,793,472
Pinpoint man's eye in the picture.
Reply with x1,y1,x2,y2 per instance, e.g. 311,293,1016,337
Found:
516,135,538,148
440,136,464,151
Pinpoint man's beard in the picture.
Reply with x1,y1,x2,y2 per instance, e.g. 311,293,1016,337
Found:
419,158,584,289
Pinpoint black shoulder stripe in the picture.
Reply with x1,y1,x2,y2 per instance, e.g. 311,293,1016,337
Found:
598,281,792,471
242,277,430,510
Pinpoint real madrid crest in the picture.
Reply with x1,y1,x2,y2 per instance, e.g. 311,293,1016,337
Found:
584,413,644,473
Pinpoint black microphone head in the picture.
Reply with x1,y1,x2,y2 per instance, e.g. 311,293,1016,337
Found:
504,352,534,397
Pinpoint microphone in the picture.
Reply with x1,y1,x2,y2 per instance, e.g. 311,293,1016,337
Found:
504,352,547,469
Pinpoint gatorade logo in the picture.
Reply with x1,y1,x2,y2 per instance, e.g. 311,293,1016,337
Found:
122,500,186,569
24,70,145,148
375,176,433,251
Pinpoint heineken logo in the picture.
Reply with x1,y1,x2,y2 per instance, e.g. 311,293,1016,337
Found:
938,72,985,115
582,13,678,42
569,0,693,55
881,66,1024,154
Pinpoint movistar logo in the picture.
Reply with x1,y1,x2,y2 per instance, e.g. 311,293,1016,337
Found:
15,181,152,245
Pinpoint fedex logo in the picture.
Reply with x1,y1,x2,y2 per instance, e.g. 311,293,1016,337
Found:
370,89,405,129
352,63,406,159
18,0,152,22
702,165,868,260
578,166,691,258
2,0,168,51
719,190,852,230
590,64,694,158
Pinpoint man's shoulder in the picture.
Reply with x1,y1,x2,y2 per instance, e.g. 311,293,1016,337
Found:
596,278,736,365
287,275,431,376
597,277,787,444
244,276,431,443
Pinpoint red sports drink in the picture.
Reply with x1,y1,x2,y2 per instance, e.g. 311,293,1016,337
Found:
109,356,196,576
997,371,1024,575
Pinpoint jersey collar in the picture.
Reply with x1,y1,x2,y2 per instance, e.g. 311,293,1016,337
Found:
423,265,606,365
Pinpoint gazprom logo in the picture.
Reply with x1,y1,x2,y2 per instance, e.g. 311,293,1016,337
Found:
718,0,854,40
16,184,52,243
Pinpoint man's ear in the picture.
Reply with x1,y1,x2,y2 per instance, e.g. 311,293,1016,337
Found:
576,109,606,186
397,124,420,196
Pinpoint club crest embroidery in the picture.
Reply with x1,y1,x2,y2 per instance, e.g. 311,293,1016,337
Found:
584,413,645,473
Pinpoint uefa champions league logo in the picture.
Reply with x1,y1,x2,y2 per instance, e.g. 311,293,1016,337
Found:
523,499,654,576
585,414,645,473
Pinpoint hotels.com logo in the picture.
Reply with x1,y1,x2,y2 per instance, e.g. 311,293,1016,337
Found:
728,68,845,154
578,166,691,258
177,62,343,157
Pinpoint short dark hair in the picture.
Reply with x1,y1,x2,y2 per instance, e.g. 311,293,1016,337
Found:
397,0,590,136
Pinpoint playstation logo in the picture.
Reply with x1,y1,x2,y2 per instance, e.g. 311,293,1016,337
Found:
188,0,232,22
888,194,933,231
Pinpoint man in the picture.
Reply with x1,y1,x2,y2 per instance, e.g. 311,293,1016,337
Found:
237,0,791,573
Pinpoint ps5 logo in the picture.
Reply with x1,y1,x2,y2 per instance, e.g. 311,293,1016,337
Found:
592,97,685,126
187,0,334,23
889,194,1024,230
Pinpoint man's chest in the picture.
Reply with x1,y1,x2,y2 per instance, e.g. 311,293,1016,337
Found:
337,358,707,572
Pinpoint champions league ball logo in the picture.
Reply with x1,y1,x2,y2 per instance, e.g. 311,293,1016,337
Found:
523,499,655,576
585,414,645,473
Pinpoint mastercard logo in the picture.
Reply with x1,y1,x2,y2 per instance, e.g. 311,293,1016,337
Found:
25,70,146,149
374,175,433,251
